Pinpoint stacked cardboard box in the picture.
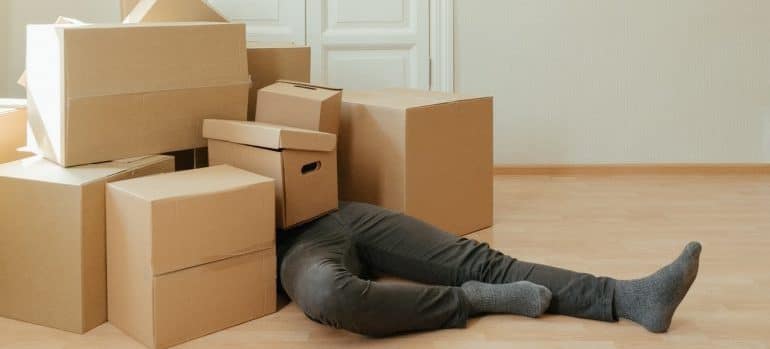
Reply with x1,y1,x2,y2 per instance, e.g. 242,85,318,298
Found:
26,21,249,167
107,165,276,348
247,45,311,120
339,89,494,236
0,2,282,344
0,99,30,163
0,155,174,333
2,0,495,347
205,120,338,229
255,80,342,134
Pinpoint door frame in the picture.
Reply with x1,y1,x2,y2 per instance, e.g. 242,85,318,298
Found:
429,0,454,92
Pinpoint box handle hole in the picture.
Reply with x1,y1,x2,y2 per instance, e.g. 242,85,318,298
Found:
301,161,322,175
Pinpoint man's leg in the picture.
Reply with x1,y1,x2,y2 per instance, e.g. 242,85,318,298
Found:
337,202,614,321
339,202,700,330
279,211,549,337
279,237,471,337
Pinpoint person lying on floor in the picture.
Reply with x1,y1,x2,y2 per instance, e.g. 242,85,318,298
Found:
278,202,701,337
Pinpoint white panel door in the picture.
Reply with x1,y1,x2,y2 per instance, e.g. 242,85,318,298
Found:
207,0,306,44
308,0,430,90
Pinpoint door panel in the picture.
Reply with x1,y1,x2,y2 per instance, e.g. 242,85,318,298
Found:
207,0,306,44
308,0,430,90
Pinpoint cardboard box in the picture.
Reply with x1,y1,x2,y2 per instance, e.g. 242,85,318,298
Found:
26,22,250,167
0,99,30,163
123,0,227,23
255,80,342,134
339,89,494,236
246,44,311,121
204,119,338,229
107,165,276,349
0,155,174,333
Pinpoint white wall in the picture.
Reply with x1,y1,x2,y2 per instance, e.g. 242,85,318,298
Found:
3,0,120,98
455,0,770,164
0,0,10,96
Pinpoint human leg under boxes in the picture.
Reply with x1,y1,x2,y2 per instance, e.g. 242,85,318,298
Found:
279,202,701,336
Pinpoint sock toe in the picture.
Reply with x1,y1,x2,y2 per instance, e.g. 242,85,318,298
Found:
614,242,702,333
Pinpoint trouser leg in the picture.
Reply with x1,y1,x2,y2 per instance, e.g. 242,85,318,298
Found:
339,202,616,322
279,216,471,337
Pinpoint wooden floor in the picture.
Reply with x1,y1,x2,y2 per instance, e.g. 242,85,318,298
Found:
2,174,769,348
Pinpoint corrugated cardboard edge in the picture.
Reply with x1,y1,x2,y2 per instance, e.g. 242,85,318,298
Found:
276,128,337,152
343,91,492,111
82,155,175,186
203,120,337,152
407,95,494,110
151,239,274,277
123,0,228,24
276,80,342,92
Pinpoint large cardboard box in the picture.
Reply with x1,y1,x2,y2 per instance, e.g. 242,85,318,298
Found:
26,22,249,167
0,155,174,333
204,119,338,229
255,80,342,134
246,44,311,121
339,89,494,236
0,99,30,163
123,0,227,23
107,165,276,349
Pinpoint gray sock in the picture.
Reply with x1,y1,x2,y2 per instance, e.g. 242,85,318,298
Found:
461,280,552,317
614,241,702,333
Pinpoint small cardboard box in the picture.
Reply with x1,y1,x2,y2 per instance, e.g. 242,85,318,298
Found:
123,0,227,23
204,119,338,229
247,44,311,121
339,89,494,236
255,80,342,134
0,99,30,164
0,155,174,333
26,22,249,167
107,165,276,349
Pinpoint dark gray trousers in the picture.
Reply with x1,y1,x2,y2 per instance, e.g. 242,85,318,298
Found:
279,202,616,337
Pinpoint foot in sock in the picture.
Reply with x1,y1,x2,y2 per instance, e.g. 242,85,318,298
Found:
613,241,702,333
461,280,552,317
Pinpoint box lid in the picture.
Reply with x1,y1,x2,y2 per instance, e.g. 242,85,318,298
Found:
203,119,337,152
0,155,172,186
262,80,342,101
343,88,490,110
107,164,272,202
123,0,227,24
